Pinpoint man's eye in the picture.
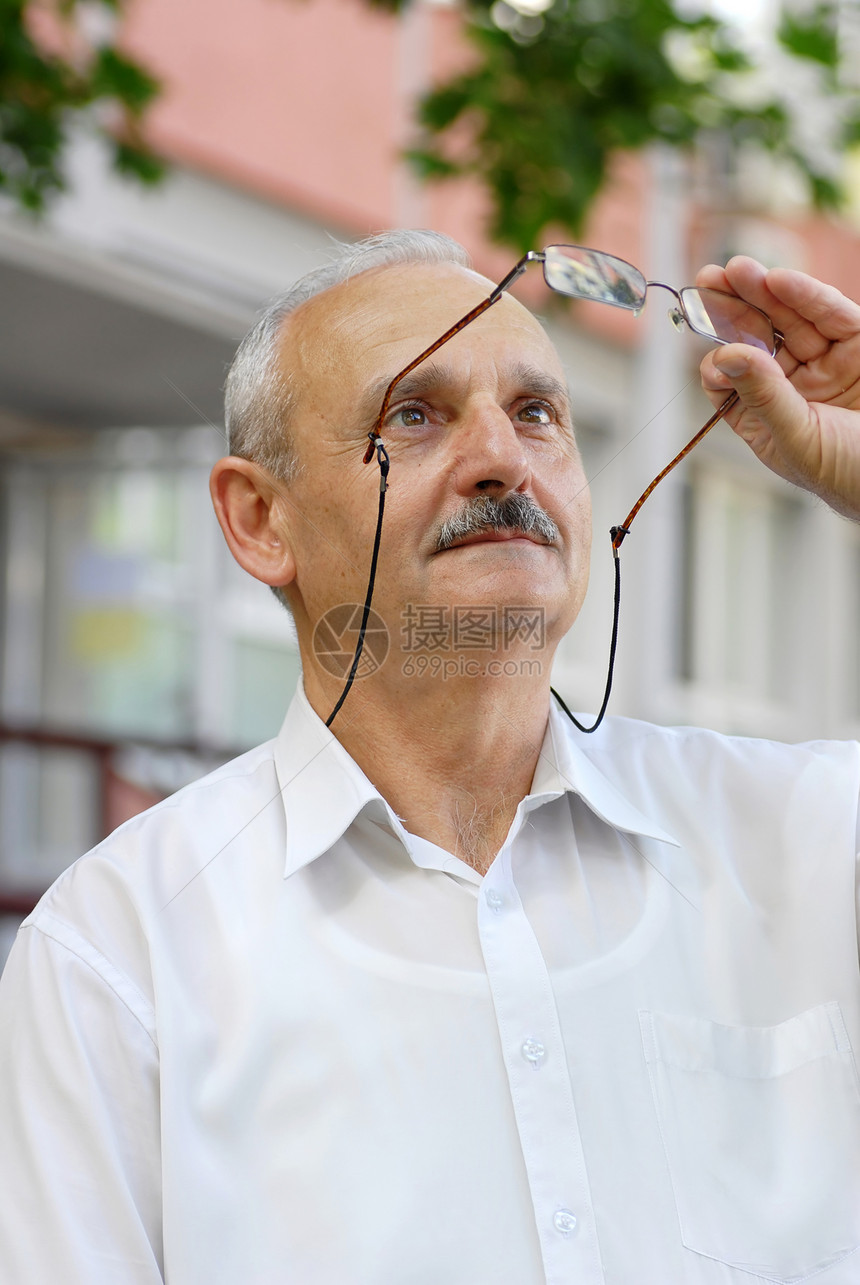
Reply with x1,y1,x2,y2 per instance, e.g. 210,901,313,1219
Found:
517,402,552,424
392,404,428,428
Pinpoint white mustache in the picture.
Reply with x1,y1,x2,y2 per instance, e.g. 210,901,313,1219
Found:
435,495,559,552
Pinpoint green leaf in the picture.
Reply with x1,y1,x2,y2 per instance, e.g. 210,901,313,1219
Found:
91,48,160,115
0,0,165,213
112,140,166,184
394,0,854,249
778,3,839,67
807,170,841,207
403,148,460,181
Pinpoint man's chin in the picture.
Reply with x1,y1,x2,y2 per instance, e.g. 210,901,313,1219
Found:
437,553,571,604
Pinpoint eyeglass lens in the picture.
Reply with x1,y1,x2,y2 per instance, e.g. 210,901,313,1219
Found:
543,245,647,312
542,245,775,353
677,287,774,351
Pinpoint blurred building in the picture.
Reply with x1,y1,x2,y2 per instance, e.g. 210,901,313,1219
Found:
1,0,860,952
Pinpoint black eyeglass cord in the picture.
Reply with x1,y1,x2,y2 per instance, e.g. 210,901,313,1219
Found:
550,531,622,735
325,436,390,728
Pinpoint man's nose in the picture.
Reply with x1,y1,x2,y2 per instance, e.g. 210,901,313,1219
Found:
451,403,530,497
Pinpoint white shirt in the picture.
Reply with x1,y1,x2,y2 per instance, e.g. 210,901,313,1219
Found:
1,685,860,1284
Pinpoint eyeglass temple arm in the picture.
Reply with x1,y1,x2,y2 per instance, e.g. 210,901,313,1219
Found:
611,332,785,550
361,292,502,464
610,393,736,550
488,251,544,303
362,255,542,465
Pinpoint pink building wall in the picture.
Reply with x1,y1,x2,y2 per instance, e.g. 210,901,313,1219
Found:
124,0,402,231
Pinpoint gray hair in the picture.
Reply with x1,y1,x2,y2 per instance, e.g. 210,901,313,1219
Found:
224,229,472,483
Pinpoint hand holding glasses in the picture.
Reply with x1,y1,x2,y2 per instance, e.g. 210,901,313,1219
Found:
329,245,783,728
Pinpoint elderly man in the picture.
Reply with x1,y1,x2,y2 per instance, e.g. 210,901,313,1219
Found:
1,229,859,1284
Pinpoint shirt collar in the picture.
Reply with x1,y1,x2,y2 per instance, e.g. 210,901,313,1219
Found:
539,700,679,848
274,683,393,879
274,685,679,880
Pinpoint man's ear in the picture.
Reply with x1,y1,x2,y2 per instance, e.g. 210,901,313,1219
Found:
209,456,296,589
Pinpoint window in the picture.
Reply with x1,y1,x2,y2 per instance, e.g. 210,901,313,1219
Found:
679,469,802,705
0,428,302,913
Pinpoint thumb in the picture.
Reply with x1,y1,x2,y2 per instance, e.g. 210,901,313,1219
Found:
710,345,818,488
711,346,810,442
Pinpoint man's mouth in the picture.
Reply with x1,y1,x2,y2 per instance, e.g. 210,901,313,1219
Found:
443,528,549,550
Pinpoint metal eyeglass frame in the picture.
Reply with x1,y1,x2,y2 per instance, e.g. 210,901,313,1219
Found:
326,244,783,730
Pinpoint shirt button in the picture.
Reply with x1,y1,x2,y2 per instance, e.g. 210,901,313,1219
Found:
521,1037,546,1068
485,888,505,913
553,1208,578,1237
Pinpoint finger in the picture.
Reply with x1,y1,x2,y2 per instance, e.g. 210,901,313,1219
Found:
764,267,860,343
697,256,835,363
695,257,764,295
695,256,767,299
709,343,813,451
700,338,801,401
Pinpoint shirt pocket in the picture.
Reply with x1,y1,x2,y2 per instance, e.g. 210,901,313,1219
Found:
639,1003,860,1282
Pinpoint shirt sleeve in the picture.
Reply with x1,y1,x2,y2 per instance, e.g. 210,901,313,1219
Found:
0,919,163,1284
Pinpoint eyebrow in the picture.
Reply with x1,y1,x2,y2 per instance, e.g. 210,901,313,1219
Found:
354,360,573,432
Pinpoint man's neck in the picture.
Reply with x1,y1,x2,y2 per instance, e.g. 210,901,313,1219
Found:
306,666,553,875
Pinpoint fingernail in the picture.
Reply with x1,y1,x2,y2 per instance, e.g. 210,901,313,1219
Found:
714,353,749,378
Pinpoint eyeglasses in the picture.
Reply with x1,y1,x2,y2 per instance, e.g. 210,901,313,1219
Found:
328,245,783,729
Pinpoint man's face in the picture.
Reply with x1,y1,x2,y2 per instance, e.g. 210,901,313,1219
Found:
274,261,592,669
